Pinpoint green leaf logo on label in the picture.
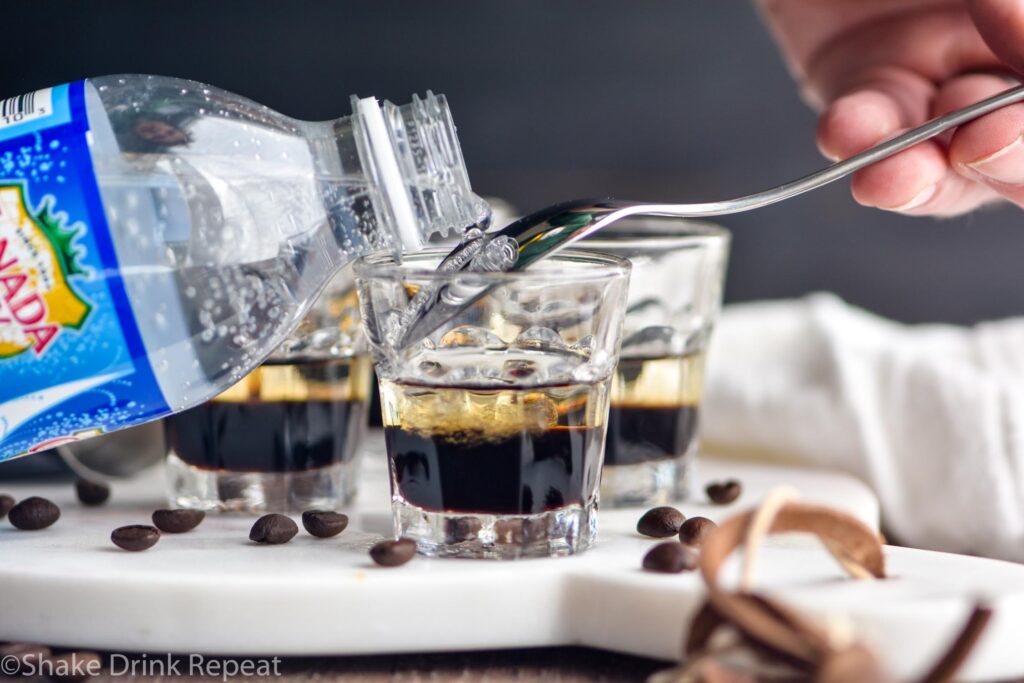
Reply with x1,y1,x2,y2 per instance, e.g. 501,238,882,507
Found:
0,184,91,358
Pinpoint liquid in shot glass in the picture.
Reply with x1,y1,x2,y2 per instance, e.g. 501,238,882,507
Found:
583,219,729,507
355,248,630,559
164,272,372,512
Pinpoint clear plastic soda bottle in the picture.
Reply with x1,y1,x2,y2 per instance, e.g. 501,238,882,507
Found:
0,74,489,461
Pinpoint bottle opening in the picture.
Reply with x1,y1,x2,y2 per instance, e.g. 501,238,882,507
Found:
381,92,491,242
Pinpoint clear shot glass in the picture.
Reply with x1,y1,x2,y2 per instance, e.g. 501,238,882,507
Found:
355,249,631,559
582,218,729,507
164,269,372,512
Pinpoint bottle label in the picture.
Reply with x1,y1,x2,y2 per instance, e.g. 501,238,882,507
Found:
0,81,168,462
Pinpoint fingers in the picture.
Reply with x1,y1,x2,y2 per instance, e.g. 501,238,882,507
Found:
969,0,1024,74
816,71,1010,216
943,73,1024,207
848,135,972,216
815,68,933,161
815,70,977,215
805,4,997,106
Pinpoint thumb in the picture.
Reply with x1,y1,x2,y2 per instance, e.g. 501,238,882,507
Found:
969,0,1024,74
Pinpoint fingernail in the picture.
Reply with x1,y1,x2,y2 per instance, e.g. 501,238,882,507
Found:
966,136,1024,185
888,184,937,212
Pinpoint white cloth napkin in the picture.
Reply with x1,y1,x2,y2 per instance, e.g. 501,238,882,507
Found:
703,293,1024,561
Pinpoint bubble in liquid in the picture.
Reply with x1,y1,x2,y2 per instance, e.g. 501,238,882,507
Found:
522,394,559,432
439,325,506,350
184,286,197,298
502,359,536,380
417,360,447,378
513,327,566,352
572,335,596,356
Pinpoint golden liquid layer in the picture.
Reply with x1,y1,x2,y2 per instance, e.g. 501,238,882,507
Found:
610,354,704,408
215,355,373,403
379,379,609,443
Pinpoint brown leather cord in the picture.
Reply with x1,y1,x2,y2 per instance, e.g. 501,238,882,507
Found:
663,489,990,683
919,604,993,683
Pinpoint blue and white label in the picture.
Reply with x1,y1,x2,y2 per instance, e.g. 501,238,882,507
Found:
0,85,71,137
0,81,168,461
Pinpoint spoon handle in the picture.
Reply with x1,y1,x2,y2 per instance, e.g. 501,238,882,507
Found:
632,83,1024,218
394,84,1024,348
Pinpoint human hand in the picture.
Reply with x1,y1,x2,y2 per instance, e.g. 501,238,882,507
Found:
757,0,1024,215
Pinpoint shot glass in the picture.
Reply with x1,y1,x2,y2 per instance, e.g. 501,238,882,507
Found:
355,248,630,559
164,269,373,512
582,218,729,507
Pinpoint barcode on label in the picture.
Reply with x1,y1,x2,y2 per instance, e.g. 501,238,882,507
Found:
0,88,54,130
2,92,36,117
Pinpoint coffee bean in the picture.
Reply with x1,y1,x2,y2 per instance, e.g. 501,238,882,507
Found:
637,506,685,538
642,542,698,573
0,494,14,519
249,514,298,544
706,479,742,505
152,509,205,533
370,538,417,567
445,516,482,543
301,510,349,538
679,516,717,547
111,525,160,551
48,650,102,681
8,496,60,530
75,477,110,506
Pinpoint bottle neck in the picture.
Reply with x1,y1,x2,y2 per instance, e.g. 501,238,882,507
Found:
346,93,491,251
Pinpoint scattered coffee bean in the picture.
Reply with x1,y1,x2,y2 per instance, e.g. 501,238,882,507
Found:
152,509,205,533
706,479,742,505
48,650,102,681
0,494,14,519
642,542,699,573
111,525,160,551
301,510,349,538
370,538,417,567
249,514,298,544
637,506,686,538
0,642,51,665
679,516,717,547
74,477,110,506
445,516,482,543
8,496,60,530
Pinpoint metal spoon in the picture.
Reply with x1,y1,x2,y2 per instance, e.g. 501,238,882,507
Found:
396,84,1024,347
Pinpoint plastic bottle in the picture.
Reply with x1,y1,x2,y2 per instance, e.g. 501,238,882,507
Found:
0,75,489,461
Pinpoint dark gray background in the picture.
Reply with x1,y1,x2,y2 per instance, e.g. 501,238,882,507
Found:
3,1,1020,324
